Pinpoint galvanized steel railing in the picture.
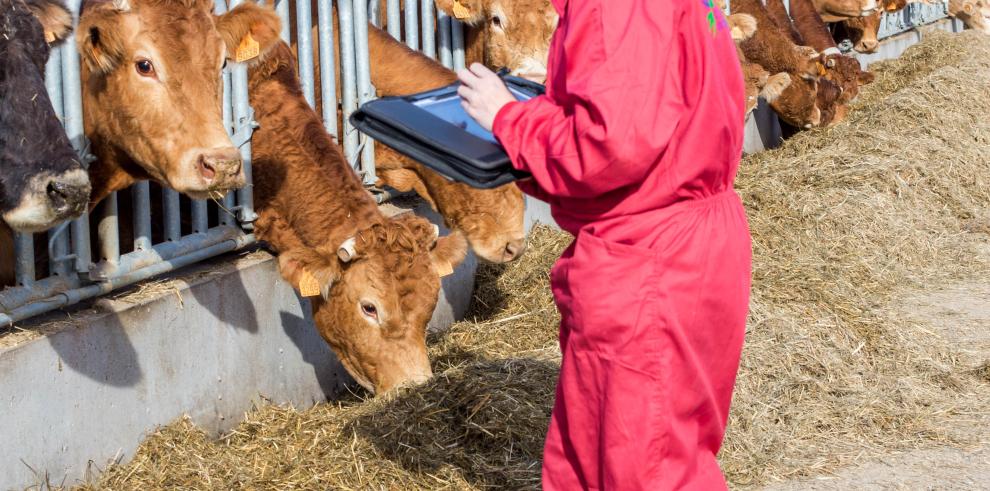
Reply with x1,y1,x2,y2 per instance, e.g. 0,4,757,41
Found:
0,0,467,326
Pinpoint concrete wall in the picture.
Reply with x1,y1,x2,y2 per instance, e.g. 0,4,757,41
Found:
0,200,476,490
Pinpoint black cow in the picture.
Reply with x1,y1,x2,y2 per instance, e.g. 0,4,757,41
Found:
1,0,90,233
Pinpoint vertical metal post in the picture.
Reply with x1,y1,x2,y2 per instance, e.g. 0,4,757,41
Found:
295,0,316,107
133,183,153,250
317,0,339,137
338,0,361,169
230,0,256,225
191,200,208,235
438,10,453,69
275,0,292,42
163,190,181,242
62,0,91,275
386,0,401,39
14,234,35,287
354,0,376,183
99,193,121,263
451,19,466,71
45,48,71,278
403,0,419,50
368,0,381,27
420,0,436,59
220,35,237,228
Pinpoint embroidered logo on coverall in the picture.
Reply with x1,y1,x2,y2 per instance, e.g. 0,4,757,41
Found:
701,0,729,35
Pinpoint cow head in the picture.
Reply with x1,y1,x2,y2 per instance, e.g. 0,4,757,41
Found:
376,151,526,263
815,77,846,127
77,0,281,202
840,6,883,53
771,76,821,128
949,0,990,33
0,0,91,232
279,213,468,394
435,0,557,83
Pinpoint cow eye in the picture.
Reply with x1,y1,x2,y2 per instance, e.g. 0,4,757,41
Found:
491,15,503,28
361,302,379,322
135,59,156,77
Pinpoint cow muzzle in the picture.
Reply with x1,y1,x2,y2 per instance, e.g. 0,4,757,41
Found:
2,168,91,233
176,147,245,199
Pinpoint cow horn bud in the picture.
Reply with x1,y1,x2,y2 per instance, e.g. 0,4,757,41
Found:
338,237,357,263
112,0,131,11
431,224,440,239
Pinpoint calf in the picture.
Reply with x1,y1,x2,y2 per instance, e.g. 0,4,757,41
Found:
247,35,467,394
949,0,990,34
729,13,792,116
1,0,90,233
790,0,874,106
834,0,907,54
292,8,529,264
77,0,280,206
433,0,556,82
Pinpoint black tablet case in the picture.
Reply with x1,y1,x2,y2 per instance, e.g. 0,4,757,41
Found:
349,75,544,189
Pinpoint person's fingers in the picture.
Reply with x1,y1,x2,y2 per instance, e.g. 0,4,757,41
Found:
468,62,491,77
457,67,481,86
456,85,477,104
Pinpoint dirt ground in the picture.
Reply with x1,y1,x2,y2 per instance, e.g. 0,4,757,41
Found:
762,281,990,490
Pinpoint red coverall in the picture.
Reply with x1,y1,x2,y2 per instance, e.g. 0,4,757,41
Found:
491,0,751,488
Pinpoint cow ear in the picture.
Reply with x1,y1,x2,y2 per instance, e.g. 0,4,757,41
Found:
434,0,486,24
215,2,282,66
727,14,757,42
858,70,875,85
77,7,128,74
431,231,468,278
278,248,336,300
24,0,73,44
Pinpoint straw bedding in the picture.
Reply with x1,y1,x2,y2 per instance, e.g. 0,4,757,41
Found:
78,31,990,490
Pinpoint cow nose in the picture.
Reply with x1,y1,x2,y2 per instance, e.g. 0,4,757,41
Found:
46,178,89,215
197,149,243,183
503,237,527,262
859,39,879,52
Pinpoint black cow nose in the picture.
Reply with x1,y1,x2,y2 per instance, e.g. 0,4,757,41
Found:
47,180,70,212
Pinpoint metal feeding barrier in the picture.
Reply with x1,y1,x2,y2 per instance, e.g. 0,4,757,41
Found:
0,0,467,326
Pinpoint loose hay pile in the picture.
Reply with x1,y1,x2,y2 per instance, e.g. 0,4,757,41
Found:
79,31,990,490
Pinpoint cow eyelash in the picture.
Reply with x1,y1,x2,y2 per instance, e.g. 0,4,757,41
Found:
135,59,156,78
361,302,379,321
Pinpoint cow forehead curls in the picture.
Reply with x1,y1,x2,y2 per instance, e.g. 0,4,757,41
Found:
136,2,225,68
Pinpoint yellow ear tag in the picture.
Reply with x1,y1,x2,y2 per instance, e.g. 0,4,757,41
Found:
452,0,472,19
44,31,56,44
235,32,260,63
298,270,322,297
435,261,454,278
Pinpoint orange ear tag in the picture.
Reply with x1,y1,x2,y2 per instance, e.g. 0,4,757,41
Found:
298,270,322,297
235,33,260,63
436,261,454,278
452,0,472,19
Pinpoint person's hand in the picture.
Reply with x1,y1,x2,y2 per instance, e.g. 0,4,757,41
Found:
457,63,516,132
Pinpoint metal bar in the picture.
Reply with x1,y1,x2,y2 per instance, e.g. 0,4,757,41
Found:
403,0,419,50
276,0,292,42
295,0,317,107
13,234,35,287
45,48,71,278
369,0,381,27
339,0,361,168
191,200,208,234
387,0,401,39
61,0,91,276
317,0,339,136
98,192,120,265
220,53,236,228
437,10,453,68
0,234,256,326
133,182,153,250
354,0,377,184
164,190,181,242
420,0,436,59
451,18,465,71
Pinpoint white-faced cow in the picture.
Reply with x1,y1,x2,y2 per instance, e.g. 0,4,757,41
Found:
1,0,90,233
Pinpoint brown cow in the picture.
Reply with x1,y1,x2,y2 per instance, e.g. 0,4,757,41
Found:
246,32,468,394
836,0,906,53
77,0,279,207
949,0,990,34
733,0,824,127
286,5,528,264
789,0,874,106
433,0,556,83
728,13,792,116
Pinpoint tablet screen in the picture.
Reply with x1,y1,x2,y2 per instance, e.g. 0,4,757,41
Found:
413,86,535,143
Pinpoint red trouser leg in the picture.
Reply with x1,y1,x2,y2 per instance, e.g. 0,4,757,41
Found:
542,193,751,490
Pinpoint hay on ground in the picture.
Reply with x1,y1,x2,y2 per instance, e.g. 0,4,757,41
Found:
77,30,990,490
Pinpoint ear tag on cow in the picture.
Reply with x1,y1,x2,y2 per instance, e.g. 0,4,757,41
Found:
436,260,454,278
452,0,472,19
298,269,322,297
235,33,261,63
816,62,827,77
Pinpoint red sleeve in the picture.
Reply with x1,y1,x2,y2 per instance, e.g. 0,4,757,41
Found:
492,0,685,199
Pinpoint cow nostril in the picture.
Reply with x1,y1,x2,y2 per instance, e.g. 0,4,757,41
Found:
47,181,69,211
198,155,217,182
504,239,527,261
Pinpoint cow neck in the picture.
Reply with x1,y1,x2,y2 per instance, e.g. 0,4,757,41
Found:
86,139,150,209
247,43,383,250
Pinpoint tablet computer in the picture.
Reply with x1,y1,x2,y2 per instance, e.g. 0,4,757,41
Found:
350,75,544,189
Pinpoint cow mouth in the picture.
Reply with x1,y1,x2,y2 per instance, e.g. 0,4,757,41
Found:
2,170,91,233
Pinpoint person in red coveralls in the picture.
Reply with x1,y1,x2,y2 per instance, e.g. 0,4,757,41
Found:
457,0,751,489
